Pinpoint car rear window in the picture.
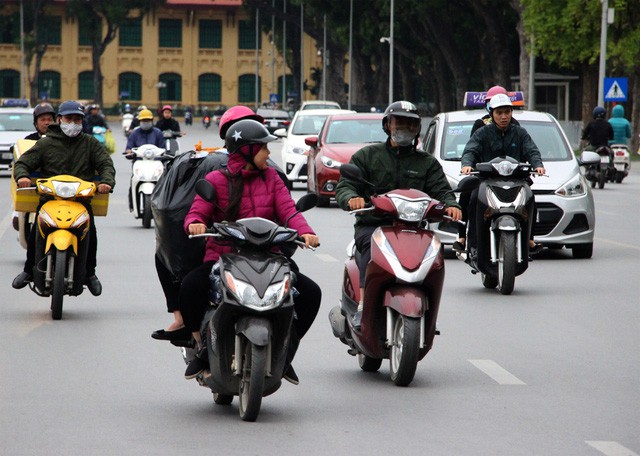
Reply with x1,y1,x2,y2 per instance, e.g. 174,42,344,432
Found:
0,113,33,131
292,115,329,135
325,119,387,144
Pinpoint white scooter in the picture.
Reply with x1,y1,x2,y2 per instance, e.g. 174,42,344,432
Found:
610,143,630,183
122,113,134,137
127,144,167,228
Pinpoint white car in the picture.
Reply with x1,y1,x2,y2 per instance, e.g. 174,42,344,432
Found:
299,100,341,110
421,109,598,258
0,105,34,171
275,108,353,185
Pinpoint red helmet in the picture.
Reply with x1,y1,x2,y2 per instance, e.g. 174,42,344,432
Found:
485,85,507,102
162,105,172,112
219,105,263,139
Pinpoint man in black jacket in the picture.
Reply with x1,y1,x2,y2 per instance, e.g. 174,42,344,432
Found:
24,103,56,140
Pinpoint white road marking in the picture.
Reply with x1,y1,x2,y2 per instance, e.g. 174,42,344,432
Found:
315,253,339,262
585,441,639,456
0,211,13,241
469,359,526,385
594,237,640,251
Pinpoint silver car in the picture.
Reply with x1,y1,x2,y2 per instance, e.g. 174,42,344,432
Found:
421,109,596,259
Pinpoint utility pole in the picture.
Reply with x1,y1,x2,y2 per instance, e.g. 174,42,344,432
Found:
597,0,608,107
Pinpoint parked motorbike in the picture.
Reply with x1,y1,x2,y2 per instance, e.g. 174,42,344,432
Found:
122,112,134,137
328,164,451,387
610,143,630,183
182,180,317,421
585,146,615,189
162,130,182,156
454,156,537,295
19,175,96,320
126,144,167,228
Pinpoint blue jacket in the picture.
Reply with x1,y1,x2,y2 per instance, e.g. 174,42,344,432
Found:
126,126,165,150
608,105,631,145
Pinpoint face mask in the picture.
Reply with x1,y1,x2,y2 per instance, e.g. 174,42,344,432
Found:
391,129,415,147
60,121,83,138
140,121,152,130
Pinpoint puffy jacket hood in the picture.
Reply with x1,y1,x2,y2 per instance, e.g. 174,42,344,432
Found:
611,105,625,118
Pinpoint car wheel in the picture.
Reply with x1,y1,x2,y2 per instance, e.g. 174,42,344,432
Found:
572,243,593,259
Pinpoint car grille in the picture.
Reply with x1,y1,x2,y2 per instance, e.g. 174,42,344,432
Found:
534,202,563,236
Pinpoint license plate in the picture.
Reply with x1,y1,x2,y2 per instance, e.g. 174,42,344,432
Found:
270,120,277,127
615,163,625,171
2,152,13,160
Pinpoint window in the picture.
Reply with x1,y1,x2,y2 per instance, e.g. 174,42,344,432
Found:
38,16,61,45
238,20,261,50
119,72,142,101
159,19,182,48
159,73,181,101
0,70,20,98
277,75,295,102
0,12,19,44
78,18,102,47
238,74,261,103
198,73,221,102
199,20,222,49
38,71,61,100
78,71,94,100
119,18,142,47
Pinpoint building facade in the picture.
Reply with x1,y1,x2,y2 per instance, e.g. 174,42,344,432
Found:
0,0,320,111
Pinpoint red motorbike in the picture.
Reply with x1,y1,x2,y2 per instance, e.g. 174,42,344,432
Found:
329,164,451,386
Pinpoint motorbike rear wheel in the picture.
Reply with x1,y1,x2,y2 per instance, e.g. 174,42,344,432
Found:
598,171,606,189
358,354,382,372
238,341,266,422
51,249,67,320
389,315,420,387
497,231,516,295
142,194,152,229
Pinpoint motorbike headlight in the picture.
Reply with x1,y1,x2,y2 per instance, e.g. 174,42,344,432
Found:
320,155,343,169
38,210,58,228
224,271,290,311
389,196,430,222
492,160,519,176
78,187,94,196
555,173,587,198
143,148,155,159
52,180,80,198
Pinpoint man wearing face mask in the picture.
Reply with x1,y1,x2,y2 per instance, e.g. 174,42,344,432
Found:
12,101,116,295
124,109,164,154
335,101,461,328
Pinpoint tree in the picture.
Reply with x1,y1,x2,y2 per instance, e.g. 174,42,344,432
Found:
66,0,164,107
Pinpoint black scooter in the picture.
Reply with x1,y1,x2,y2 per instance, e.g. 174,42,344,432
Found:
184,180,317,421
455,156,535,295
585,146,615,189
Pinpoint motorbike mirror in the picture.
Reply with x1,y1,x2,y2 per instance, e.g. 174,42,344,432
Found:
454,175,480,193
195,179,216,202
339,163,363,181
295,193,318,212
578,151,601,167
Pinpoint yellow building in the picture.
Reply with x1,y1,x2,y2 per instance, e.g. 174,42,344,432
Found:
0,0,320,110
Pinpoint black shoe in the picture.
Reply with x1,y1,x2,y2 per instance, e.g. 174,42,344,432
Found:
283,364,299,385
151,326,192,341
351,311,362,330
452,241,466,252
12,271,32,289
85,275,102,296
529,242,543,254
185,348,208,380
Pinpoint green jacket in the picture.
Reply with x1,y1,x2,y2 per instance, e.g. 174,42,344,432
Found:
335,140,459,227
13,124,116,188
461,122,543,169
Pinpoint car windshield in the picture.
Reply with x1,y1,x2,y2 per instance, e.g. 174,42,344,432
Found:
325,119,387,144
0,113,33,131
441,120,572,162
292,115,329,135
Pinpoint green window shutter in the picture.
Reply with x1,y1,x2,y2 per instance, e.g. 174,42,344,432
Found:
199,20,222,49
238,74,260,103
119,72,142,101
238,20,261,50
159,73,182,102
38,71,61,100
0,70,20,98
78,71,94,100
159,19,182,48
119,18,142,47
198,73,221,102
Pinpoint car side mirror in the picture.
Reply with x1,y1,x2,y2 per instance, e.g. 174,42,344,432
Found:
304,136,318,147
195,179,216,202
273,128,287,138
578,151,601,167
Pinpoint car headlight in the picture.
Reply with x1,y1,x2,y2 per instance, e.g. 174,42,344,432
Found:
320,155,343,169
224,271,290,311
555,173,587,198
389,195,430,222
289,145,308,155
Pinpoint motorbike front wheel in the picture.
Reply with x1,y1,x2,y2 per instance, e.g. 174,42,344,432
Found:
238,342,266,422
481,273,498,289
498,231,516,295
213,393,233,405
358,353,382,372
598,171,606,189
142,194,152,228
389,315,420,387
51,249,67,320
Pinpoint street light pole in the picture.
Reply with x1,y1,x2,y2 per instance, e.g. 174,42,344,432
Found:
282,0,286,108
322,14,327,100
20,0,25,100
389,0,394,104
597,0,608,107
348,0,353,110
300,2,304,105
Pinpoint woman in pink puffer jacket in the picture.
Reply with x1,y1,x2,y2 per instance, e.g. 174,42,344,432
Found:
179,119,321,383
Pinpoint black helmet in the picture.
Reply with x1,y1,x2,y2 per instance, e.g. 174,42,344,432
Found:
33,102,55,124
382,100,420,133
58,100,85,117
225,119,276,154
593,106,606,119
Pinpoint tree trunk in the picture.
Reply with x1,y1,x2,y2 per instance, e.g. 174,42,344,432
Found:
581,62,598,128
630,72,640,153
511,0,531,105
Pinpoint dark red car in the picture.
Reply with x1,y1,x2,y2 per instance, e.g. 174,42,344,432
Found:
306,113,385,206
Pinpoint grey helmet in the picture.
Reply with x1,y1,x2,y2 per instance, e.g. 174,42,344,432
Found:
225,119,276,154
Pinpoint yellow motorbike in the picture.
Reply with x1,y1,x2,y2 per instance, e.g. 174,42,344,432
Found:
31,175,96,320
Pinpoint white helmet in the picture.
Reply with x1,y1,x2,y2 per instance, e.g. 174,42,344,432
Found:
488,93,513,110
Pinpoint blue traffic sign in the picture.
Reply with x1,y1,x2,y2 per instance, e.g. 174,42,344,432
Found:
604,77,628,102
269,93,280,104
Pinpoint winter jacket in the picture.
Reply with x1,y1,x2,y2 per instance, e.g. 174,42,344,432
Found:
462,122,543,169
335,140,460,227
471,114,520,136
184,165,315,263
13,124,116,187
83,114,109,133
155,118,181,132
581,118,613,149
126,126,165,150
608,105,631,145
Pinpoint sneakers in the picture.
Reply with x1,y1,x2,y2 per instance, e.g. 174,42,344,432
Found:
283,364,299,385
185,347,208,379
85,275,102,296
12,271,32,289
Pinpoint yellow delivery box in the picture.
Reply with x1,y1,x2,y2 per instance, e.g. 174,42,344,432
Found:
11,139,110,216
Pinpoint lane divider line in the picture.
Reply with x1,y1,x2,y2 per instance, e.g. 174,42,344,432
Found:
585,441,639,456
468,359,526,385
315,253,339,262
